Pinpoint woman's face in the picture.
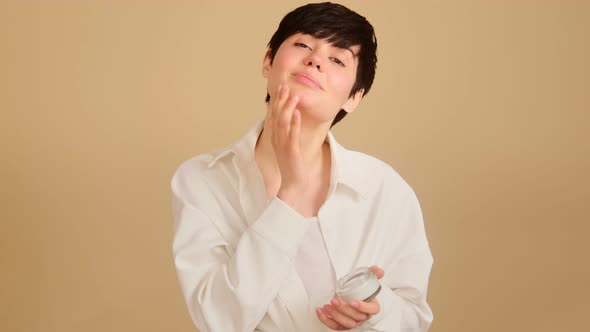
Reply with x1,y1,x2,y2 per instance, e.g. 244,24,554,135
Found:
263,33,361,125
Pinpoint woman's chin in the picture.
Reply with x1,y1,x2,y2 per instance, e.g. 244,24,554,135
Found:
297,107,338,126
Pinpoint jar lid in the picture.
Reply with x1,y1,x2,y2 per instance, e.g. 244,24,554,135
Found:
336,267,381,302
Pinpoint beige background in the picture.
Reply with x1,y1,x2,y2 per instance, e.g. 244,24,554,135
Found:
2,0,589,331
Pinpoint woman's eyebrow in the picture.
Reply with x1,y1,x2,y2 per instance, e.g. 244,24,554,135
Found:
345,48,357,59
339,47,357,59
330,43,357,59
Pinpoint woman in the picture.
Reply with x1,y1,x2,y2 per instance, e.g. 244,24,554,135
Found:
172,3,433,331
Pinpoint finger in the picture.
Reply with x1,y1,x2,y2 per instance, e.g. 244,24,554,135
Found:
269,83,283,108
278,94,299,136
267,84,283,129
269,84,284,128
270,83,284,113
370,265,385,279
274,83,290,120
330,298,370,322
316,307,345,330
270,84,288,146
323,304,361,330
288,107,300,145
349,298,381,315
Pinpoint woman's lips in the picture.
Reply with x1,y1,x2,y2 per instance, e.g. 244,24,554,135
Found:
292,73,322,90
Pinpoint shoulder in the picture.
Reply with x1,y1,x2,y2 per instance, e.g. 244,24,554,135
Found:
341,147,417,201
172,150,217,185
170,146,234,203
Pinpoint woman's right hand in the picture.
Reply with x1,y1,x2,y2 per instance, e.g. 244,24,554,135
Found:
267,83,308,210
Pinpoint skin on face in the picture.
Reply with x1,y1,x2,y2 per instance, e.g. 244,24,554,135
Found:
263,33,363,126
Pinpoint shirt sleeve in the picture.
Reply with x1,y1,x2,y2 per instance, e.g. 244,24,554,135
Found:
359,190,434,332
172,182,311,332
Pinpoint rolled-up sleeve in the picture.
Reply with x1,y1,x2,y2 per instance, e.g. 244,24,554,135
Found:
172,173,310,332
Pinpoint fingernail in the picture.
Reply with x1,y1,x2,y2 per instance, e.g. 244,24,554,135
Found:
330,298,339,306
350,301,360,308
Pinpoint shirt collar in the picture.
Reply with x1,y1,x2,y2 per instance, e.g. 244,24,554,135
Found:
326,130,370,198
207,121,369,198
206,121,263,168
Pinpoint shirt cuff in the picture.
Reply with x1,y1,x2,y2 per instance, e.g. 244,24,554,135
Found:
359,286,403,331
250,196,311,258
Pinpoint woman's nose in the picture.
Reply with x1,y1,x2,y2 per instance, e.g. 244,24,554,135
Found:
304,53,322,71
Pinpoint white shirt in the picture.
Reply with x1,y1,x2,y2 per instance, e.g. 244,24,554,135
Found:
171,122,434,332
293,216,337,309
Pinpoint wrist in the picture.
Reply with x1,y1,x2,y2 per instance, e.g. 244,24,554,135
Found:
277,186,307,216
277,186,301,204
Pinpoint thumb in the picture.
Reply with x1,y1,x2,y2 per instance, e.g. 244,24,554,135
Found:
370,265,385,279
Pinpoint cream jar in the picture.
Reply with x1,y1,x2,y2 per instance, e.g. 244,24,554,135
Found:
336,267,381,302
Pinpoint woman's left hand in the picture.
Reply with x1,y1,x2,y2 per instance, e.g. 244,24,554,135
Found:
316,266,384,330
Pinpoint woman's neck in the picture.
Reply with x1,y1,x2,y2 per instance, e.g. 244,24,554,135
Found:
254,116,331,185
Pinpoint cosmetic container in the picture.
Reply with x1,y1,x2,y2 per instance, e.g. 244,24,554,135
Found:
336,267,381,302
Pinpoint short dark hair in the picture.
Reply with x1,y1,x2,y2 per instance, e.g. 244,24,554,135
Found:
265,2,378,127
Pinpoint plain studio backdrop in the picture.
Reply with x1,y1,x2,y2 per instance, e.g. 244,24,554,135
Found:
1,1,589,331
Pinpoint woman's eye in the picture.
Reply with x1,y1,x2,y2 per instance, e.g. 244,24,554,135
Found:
331,57,345,67
294,42,311,49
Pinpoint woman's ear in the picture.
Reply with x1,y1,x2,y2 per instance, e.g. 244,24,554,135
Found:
341,89,365,114
262,50,272,78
